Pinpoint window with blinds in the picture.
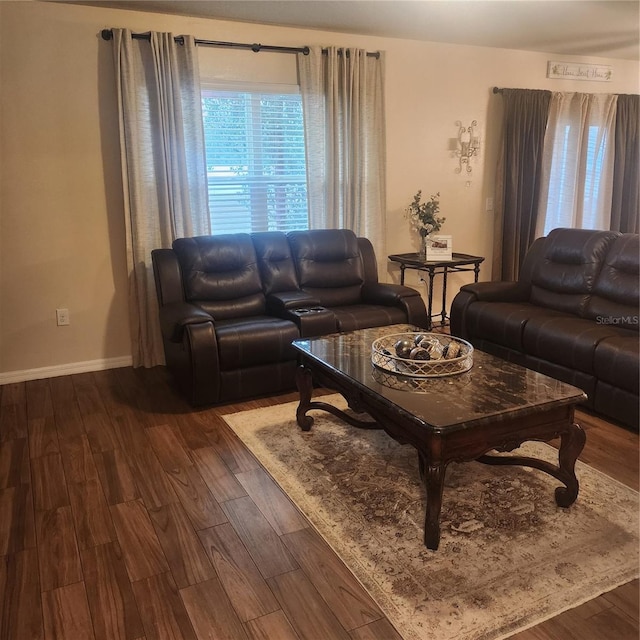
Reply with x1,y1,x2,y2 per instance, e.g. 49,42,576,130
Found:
537,92,616,237
201,84,309,234
541,125,609,235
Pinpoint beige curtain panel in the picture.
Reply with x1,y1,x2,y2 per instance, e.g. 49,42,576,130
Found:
111,29,211,368
536,92,618,237
298,46,387,267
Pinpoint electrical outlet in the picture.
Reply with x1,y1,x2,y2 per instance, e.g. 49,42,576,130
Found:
56,308,70,326
486,197,495,212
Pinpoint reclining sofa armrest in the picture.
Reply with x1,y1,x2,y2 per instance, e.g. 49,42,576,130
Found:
361,283,429,328
159,302,214,343
361,282,418,304
449,281,530,339
459,281,531,302
266,291,321,315
152,248,185,305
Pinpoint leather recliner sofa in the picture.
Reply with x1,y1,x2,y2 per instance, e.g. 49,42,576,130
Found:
450,228,639,430
152,228,428,405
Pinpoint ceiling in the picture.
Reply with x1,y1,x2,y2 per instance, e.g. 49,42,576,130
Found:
53,1,639,60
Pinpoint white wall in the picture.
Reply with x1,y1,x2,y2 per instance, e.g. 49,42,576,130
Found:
1,0,638,380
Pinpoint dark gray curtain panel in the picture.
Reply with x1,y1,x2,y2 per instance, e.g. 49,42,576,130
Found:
495,89,551,280
611,94,639,234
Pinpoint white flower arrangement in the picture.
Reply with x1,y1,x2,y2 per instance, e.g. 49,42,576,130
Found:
405,191,445,237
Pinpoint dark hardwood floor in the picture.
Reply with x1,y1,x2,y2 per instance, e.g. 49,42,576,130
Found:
0,366,637,639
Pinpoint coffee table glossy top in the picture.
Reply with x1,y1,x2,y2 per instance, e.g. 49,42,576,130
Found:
292,324,586,432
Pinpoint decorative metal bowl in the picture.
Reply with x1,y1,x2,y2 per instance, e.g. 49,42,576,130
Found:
371,366,473,392
371,332,473,378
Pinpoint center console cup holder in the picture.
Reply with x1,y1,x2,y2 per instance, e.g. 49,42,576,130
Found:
294,306,327,314
287,306,335,337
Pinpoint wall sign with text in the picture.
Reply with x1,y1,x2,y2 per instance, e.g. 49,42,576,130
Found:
547,61,613,82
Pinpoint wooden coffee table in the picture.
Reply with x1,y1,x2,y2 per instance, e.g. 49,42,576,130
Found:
291,324,587,550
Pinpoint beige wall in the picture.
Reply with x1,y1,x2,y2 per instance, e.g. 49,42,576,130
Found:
1,1,638,380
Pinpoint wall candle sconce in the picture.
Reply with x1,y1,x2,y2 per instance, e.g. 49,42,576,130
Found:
450,120,480,174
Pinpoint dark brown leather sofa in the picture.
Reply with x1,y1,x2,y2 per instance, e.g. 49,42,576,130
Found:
450,228,639,430
152,229,428,405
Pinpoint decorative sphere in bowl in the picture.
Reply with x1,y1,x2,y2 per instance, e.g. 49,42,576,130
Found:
409,347,431,360
394,339,414,358
419,337,444,360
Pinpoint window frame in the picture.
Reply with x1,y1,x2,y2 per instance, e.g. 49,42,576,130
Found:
200,80,309,234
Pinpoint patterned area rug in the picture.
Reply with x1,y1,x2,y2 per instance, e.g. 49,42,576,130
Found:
223,395,639,640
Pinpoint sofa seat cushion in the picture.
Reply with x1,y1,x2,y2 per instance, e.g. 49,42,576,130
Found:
593,336,639,393
332,305,407,332
522,316,622,374
215,317,299,371
465,302,565,351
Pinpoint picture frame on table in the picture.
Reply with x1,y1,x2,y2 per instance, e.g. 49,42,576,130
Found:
426,235,453,261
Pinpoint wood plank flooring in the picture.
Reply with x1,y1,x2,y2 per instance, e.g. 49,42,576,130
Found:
0,367,637,639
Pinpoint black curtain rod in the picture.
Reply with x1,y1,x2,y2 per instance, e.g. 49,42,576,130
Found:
101,28,308,54
100,29,380,58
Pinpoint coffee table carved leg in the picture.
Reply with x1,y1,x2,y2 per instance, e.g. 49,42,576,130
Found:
555,422,587,507
295,365,381,432
422,457,448,550
295,365,315,431
418,452,447,551
478,422,587,508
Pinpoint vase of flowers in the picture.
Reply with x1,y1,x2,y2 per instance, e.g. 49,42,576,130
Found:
405,191,445,260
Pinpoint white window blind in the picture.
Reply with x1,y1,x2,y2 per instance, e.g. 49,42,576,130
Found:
537,92,617,237
201,84,309,234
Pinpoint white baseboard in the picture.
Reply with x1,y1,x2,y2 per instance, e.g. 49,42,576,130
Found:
0,356,134,385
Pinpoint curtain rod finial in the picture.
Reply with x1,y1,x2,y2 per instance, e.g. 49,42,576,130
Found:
251,43,262,53
101,29,113,41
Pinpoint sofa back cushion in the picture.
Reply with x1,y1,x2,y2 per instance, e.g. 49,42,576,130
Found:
287,229,364,306
529,228,619,316
251,231,300,295
172,234,266,319
584,234,639,331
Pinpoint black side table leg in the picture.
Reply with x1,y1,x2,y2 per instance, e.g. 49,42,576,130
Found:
426,267,435,331
440,267,448,326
